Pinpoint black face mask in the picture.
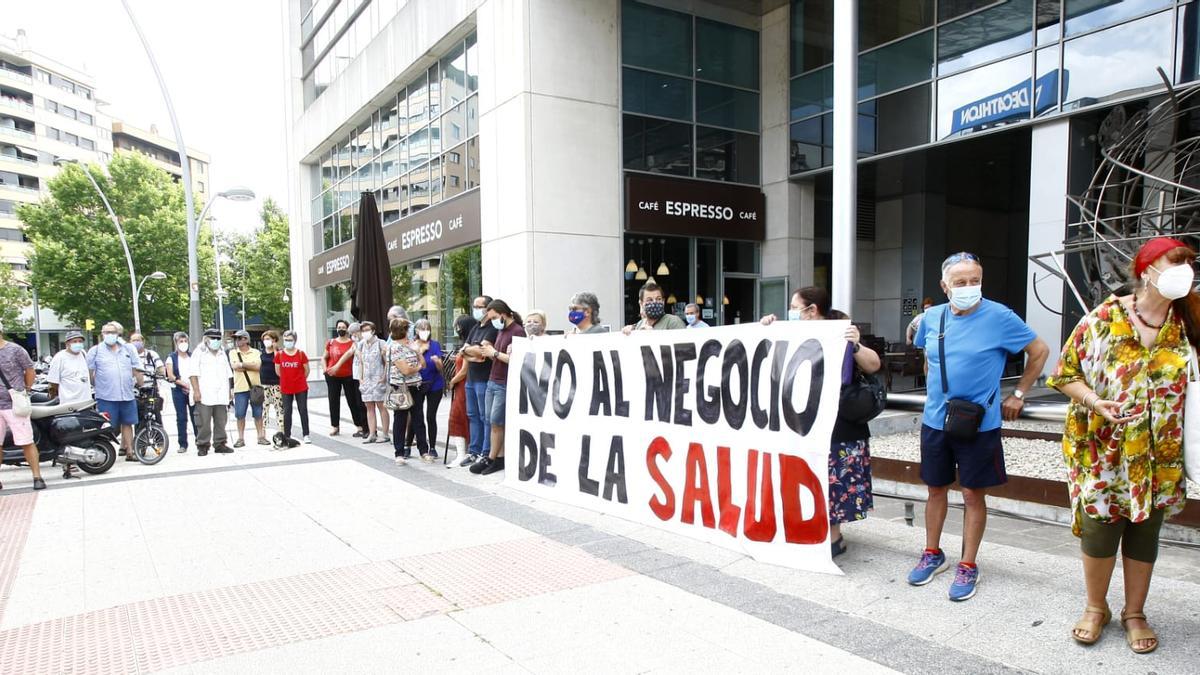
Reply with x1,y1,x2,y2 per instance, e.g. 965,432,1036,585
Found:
336,329,347,337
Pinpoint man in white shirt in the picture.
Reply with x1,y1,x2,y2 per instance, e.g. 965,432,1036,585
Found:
189,327,234,456
48,330,93,405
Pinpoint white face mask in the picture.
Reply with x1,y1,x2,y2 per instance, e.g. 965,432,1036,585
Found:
362,331,373,340
263,339,274,348
417,330,431,341
177,342,189,353
949,284,983,311
787,308,803,321
1150,264,1195,301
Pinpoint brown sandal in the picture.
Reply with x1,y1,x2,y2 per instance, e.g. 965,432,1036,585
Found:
1072,605,1111,645
1120,610,1158,654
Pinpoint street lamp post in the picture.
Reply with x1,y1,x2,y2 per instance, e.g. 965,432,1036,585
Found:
55,159,142,333
135,271,167,330
282,287,293,331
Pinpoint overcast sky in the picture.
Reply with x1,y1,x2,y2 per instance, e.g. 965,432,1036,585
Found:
5,0,288,235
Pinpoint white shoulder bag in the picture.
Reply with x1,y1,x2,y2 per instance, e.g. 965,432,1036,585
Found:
1185,346,1200,482
0,366,32,418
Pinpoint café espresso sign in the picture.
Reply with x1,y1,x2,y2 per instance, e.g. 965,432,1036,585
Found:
626,174,765,240
309,189,481,287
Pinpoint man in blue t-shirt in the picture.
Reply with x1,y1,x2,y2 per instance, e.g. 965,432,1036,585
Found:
906,252,1049,602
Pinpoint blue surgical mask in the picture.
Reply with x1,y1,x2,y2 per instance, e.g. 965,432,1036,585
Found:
787,309,803,321
473,308,485,321
69,342,84,354
685,314,697,325
284,340,295,349
133,341,144,351
491,318,504,330
568,310,586,325
208,338,222,351
103,333,118,346
949,285,983,311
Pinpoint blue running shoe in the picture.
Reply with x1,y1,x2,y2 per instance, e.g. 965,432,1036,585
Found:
907,549,948,586
948,563,979,601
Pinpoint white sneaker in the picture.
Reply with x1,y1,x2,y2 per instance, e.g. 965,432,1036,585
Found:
303,435,313,444
394,456,407,465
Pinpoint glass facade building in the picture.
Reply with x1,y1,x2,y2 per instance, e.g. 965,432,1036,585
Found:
285,0,1199,361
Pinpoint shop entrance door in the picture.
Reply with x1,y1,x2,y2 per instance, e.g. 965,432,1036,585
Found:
721,275,758,325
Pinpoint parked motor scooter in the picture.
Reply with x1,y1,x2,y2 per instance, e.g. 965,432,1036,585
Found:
2,393,119,477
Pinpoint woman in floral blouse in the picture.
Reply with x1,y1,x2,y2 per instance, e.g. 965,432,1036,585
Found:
1047,237,1199,654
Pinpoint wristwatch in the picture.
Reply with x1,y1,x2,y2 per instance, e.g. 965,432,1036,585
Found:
1012,389,1025,400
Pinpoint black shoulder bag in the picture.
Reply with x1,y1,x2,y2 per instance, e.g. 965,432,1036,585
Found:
939,310,994,441
236,351,265,406
839,351,887,425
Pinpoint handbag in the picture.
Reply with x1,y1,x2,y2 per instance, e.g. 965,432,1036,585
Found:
1185,346,1200,481
839,366,887,424
236,352,265,406
937,310,994,441
385,383,413,411
0,365,32,418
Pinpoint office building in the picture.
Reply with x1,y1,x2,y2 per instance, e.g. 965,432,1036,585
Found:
111,120,210,202
283,0,1200,363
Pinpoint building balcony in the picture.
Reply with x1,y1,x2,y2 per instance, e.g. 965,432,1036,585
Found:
0,183,40,199
0,96,33,115
0,153,38,170
0,126,35,142
0,69,32,87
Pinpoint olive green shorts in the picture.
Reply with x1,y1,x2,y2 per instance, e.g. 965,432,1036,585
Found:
1079,508,1165,563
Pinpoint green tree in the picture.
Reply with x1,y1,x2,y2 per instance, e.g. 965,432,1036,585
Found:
17,153,218,333
235,198,292,330
0,265,31,334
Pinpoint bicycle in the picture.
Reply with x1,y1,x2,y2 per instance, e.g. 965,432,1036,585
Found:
133,371,170,465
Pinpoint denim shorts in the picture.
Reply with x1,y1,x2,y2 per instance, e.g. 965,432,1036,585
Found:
234,391,263,419
485,381,507,426
97,399,139,427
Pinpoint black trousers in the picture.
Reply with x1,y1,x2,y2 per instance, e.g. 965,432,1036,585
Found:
393,387,428,457
282,391,310,438
405,384,443,456
325,375,365,429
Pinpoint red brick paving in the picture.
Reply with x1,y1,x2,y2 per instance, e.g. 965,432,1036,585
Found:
0,537,633,673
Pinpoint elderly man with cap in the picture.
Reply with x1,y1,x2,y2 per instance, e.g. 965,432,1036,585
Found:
189,328,235,455
228,329,267,447
48,329,92,405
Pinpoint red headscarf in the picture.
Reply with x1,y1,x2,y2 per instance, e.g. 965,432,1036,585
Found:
1133,237,1186,278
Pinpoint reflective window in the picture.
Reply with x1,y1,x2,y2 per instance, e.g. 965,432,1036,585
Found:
1065,0,1171,37
467,94,479,138
859,0,933,51
427,63,441,120
858,30,934,100
790,66,832,120
442,102,468,146
1035,46,1060,117
381,101,399,151
407,73,429,135
623,114,692,176
1062,9,1173,108
791,0,834,75
939,0,1002,22
428,121,442,160
622,0,691,77
466,33,479,93
441,41,468,109
695,18,759,89
868,84,931,153
1037,0,1062,44
443,142,468,199
790,115,829,173
938,0,1033,76
1179,4,1200,84
622,68,692,121
408,126,431,168
696,83,758,132
936,53,1032,139
695,127,759,184
428,156,443,204
409,164,430,213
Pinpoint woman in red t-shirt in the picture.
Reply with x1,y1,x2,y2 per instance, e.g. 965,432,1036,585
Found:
273,329,312,444
322,319,365,437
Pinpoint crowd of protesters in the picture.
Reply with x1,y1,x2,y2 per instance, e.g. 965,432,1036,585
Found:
2,238,1197,656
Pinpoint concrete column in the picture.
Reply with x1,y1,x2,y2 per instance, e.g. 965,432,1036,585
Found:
1026,119,1070,374
476,0,622,327
760,3,813,289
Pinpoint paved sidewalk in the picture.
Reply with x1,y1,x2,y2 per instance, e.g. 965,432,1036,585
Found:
1,396,1198,673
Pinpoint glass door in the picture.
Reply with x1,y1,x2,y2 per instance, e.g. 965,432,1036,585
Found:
758,276,789,320
721,275,758,325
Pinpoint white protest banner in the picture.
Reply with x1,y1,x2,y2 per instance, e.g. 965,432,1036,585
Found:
504,320,849,574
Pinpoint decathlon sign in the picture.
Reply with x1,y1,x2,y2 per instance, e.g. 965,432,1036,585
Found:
950,70,1064,135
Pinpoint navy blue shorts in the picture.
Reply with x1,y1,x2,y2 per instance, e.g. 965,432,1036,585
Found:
97,399,139,427
919,424,1007,489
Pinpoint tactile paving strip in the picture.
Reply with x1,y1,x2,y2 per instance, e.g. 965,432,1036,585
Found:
0,492,37,628
0,536,633,673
